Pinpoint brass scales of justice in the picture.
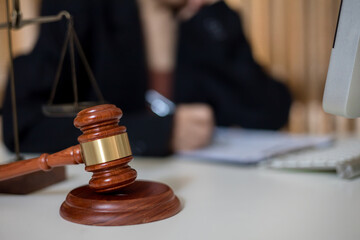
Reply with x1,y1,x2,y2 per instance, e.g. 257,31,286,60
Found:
0,0,181,226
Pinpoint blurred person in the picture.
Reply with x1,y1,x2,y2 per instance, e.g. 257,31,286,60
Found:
2,0,292,156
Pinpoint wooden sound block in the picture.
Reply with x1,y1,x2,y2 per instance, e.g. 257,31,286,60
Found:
60,180,181,226
0,167,66,194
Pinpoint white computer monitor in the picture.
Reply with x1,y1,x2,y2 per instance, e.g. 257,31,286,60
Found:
323,0,360,118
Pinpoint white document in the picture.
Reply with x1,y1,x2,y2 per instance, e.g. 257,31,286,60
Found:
178,128,333,164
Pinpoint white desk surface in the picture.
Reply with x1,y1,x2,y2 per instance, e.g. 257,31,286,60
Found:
1,156,360,240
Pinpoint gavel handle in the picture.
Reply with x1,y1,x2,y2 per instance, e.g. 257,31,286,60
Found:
0,145,83,181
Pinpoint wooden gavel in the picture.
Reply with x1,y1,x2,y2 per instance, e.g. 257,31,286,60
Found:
0,104,137,193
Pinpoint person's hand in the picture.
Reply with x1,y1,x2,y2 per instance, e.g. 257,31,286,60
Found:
172,103,215,152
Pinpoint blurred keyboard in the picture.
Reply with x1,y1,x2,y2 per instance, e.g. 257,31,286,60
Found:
267,138,360,179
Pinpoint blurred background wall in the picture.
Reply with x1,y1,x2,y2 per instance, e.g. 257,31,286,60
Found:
0,0,41,105
233,0,357,136
1,0,357,136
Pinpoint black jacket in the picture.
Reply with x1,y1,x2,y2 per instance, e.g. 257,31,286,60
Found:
2,0,292,156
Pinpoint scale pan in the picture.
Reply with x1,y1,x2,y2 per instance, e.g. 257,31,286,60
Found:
42,102,106,117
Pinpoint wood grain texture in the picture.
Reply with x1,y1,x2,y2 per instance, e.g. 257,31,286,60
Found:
74,104,137,193
85,156,137,193
269,0,288,81
74,104,126,143
0,145,82,181
60,180,182,226
0,166,66,194
0,104,137,194
0,104,181,225
236,0,347,135
61,105,180,225
250,0,271,68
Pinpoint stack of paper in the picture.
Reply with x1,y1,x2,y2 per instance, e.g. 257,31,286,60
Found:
178,128,332,164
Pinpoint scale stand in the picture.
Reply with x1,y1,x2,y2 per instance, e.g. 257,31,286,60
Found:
0,0,104,193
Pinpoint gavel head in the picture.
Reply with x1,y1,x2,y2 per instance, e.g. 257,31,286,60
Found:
74,104,137,193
